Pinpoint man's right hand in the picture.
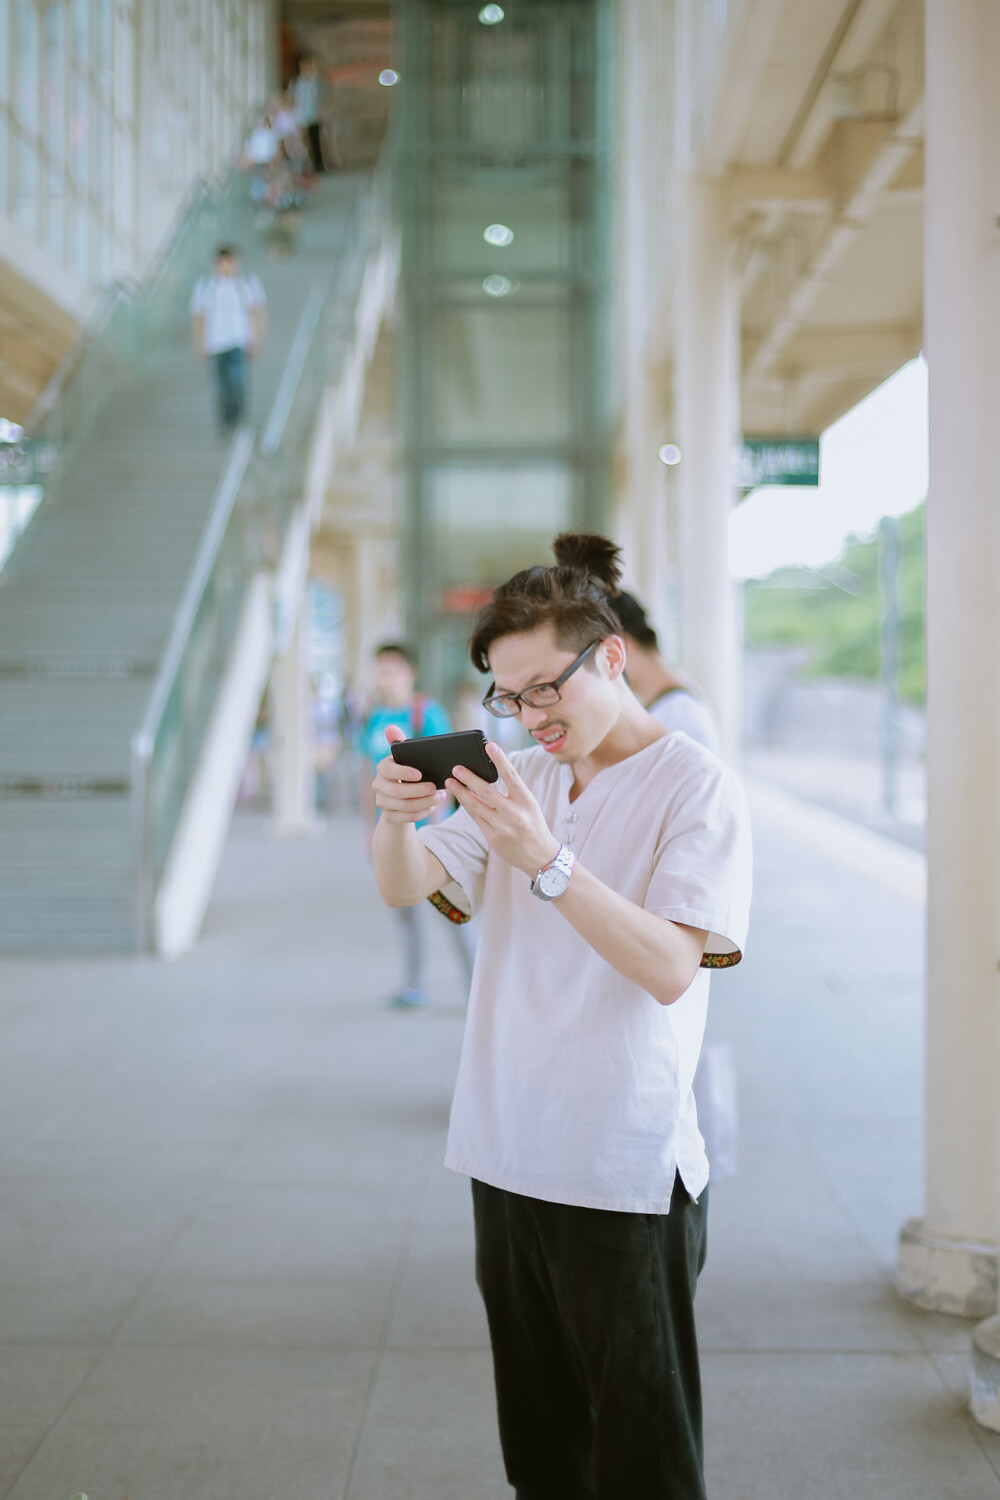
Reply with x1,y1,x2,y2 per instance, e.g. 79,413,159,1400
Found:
373,724,446,826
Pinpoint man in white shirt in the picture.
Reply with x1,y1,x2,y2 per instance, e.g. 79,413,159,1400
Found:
371,532,752,1499
190,247,267,433
613,589,722,754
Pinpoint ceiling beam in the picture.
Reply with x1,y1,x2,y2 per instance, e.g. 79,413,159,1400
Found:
728,168,833,210
775,322,921,368
787,0,908,167
744,95,924,387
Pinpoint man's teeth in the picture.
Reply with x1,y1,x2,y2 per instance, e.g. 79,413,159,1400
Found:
538,730,564,743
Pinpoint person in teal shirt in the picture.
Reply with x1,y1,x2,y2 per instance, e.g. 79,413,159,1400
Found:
361,642,472,1005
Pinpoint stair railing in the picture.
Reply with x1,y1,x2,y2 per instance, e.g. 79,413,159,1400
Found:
131,171,390,950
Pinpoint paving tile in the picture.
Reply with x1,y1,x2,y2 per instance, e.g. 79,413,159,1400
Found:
0,1178,205,1286
0,1278,146,1346
115,1272,395,1350
0,1346,99,1496
387,1217,489,1350
155,1183,409,1282
698,1162,920,1353
6,1346,375,1500
347,1349,508,1500
702,1351,1000,1499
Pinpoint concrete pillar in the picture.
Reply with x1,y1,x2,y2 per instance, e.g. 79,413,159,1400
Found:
270,607,316,834
674,174,741,755
896,3,1000,1422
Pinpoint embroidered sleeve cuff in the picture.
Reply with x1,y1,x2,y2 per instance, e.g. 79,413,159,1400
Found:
427,881,472,926
650,906,746,969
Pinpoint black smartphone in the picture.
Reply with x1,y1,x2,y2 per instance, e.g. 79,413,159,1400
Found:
390,729,499,790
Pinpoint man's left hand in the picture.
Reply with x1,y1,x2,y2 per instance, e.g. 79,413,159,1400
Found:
447,744,560,879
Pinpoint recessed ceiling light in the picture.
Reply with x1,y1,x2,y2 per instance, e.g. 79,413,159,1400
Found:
483,275,512,297
378,69,399,87
483,223,514,247
479,4,505,24
658,444,683,466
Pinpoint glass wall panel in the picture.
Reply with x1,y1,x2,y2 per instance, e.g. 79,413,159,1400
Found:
428,303,572,444
73,0,90,67
0,0,263,302
16,1,39,133
97,101,111,197
46,169,65,259
428,174,574,276
16,136,38,235
73,204,89,280
0,0,9,103
45,6,66,169
97,0,112,79
72,71,89,195
399,0,611,689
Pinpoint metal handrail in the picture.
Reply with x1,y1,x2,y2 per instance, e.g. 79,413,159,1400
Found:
131,425,255,948
259,267,336,457
24,282,131,435
132,427,255,762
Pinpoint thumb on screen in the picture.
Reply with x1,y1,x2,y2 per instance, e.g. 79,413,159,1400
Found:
385,724,406,744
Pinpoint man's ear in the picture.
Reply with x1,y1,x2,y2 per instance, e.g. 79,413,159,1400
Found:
600,635,628,681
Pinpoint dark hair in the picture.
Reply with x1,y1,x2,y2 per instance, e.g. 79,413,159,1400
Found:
469,532,624,675
215,244,239,260
612,590,659,652
375,640,416,669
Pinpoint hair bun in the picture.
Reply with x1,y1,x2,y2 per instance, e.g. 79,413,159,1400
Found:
552,532,623,598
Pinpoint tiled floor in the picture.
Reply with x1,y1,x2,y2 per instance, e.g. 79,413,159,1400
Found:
1,804,999,1499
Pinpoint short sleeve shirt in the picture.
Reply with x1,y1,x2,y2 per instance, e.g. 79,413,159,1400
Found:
646,687,721,755
190,272,266,355
419,731,752,1212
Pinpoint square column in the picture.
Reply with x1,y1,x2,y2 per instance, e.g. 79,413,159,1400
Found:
270,607,318,835
895,0,1000,1430
674,174,741,756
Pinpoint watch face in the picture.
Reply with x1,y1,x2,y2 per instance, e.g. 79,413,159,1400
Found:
539,864,569,898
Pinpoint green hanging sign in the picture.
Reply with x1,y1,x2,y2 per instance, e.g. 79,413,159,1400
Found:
739,437,820,490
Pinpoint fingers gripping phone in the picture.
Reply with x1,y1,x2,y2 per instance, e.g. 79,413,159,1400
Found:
390,729,499,790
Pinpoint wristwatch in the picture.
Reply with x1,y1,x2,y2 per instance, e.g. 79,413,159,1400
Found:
530,845,576,902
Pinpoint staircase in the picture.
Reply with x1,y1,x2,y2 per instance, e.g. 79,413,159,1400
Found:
0,170,392,953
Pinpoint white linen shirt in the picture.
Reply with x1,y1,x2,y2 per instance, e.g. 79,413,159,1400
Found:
190,272,265,355
419,731,752,1213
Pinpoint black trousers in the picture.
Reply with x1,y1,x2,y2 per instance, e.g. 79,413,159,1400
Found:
306,121,325,173
472,1174,708,1500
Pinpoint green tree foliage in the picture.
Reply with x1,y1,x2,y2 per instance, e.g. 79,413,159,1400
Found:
743,503,925,704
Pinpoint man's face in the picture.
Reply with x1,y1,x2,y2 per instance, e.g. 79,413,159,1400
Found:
486,626,621,763
215,254,237,277
375,651,416,707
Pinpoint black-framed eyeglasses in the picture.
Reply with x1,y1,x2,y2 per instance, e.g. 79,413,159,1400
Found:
481,639,602,719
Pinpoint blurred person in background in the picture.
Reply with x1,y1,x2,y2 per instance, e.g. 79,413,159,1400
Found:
291,54,327,175
612,589,721,754
360,643,474,1008
190,247,266,433
613,590,738,1184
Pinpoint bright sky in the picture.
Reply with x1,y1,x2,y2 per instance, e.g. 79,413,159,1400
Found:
729,355,928,580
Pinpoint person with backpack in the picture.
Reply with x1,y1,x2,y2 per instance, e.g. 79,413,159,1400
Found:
370,534,752,1498
190,246,267,433
360,641,473,1008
